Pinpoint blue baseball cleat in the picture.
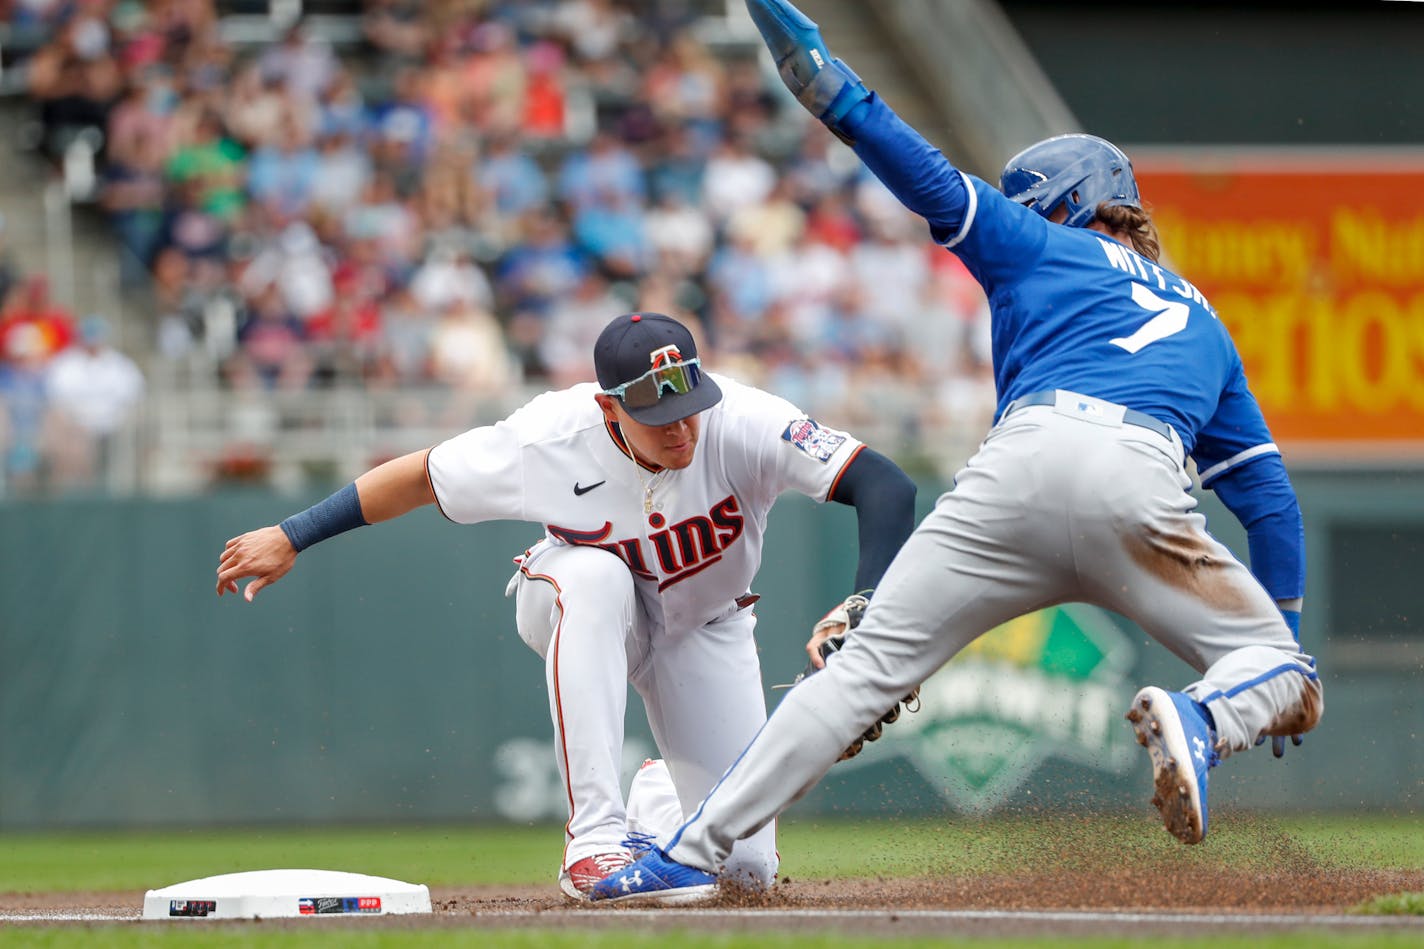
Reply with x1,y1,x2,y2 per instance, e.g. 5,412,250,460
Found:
1126,686,1220,844
588,848,718,905
745,0,868,130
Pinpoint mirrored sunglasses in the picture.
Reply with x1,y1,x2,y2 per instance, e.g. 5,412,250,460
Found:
603,358,704,408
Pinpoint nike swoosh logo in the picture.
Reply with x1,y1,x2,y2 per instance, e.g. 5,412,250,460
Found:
573,480,606,496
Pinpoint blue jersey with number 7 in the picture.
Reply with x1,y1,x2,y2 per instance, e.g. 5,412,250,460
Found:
954,180,1273,476
846,95,1279,485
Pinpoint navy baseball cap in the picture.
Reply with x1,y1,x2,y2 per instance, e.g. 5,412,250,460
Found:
594,312,722,426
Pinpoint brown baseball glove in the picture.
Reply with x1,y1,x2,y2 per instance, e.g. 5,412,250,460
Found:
794,592,921,761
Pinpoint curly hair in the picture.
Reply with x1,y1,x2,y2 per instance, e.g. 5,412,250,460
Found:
1096,204,1161,263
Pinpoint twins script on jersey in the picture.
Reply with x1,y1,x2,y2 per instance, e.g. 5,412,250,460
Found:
426,374,863,630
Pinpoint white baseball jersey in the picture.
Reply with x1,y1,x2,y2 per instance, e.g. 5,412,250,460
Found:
425,373,864,631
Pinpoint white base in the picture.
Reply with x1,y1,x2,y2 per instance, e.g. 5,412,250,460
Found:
142,869,431,920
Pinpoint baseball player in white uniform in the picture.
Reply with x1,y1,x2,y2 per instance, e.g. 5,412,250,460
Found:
216,311,917,900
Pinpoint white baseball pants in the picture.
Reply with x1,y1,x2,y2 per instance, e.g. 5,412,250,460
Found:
510,540,778,885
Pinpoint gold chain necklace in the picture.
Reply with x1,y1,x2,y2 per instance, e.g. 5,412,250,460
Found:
629,446,671,515
635,464,671,514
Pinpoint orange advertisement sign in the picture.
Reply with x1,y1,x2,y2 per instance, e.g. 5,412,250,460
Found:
1134,151,1424,455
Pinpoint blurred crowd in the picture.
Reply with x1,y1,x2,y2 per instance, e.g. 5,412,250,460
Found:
2,0,998,488
0,250,146,494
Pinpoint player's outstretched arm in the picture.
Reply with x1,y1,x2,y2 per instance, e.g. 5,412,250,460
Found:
1209,454,1309,756
216,449,436,602
744,0,870,141
745,0,974,238
1209,454,1305,634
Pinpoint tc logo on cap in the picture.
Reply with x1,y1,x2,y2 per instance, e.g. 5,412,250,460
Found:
649,344,682,369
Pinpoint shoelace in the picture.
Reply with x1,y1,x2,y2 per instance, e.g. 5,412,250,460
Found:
621,831,659,858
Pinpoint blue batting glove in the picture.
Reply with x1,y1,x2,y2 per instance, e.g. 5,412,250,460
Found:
1257,732,1305,758
745,0,870,136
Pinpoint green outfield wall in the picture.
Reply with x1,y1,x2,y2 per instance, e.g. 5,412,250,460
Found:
1,472,1420,829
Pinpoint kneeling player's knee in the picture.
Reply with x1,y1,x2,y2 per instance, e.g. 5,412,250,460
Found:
556,546,636,603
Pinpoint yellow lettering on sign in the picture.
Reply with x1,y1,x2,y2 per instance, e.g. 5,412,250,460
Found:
1217,288,1424,417
1157,212,1316,285
1338,292,1409,410
1215,290,1297,408
1141,168,1424,442
1332,210,1424,284
1304,292,1341,413
1413,294,1424,412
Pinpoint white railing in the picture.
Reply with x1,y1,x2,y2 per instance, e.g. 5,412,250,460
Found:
137,376,995,496
142,382,531,495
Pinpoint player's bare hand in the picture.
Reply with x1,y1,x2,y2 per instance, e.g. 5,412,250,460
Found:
805,621,846,669
216,525,297,601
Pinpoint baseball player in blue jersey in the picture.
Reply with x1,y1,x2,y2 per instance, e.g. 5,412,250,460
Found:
591,0,1321,903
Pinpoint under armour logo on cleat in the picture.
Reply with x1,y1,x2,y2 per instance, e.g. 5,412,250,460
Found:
619,869,644,893
1192,735,1207,764
573,480,606,496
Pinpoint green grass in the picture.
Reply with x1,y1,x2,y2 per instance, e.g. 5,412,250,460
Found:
0,824,552,893
2,813,1422,894
1355,892,1424,915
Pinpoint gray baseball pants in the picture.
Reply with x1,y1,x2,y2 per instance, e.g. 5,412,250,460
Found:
666,395,1321,872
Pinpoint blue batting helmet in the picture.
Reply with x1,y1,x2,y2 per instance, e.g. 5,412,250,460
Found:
999,133,1141,229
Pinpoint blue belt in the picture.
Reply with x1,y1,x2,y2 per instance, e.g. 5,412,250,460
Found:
1004,390,1174,442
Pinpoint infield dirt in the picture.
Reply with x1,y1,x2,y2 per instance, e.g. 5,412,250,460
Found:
6,814,1422,934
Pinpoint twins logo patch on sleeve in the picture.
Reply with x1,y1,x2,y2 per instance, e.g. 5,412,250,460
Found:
782,417,846,463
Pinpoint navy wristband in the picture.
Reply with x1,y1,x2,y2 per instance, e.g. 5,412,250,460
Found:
279,483,368,552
